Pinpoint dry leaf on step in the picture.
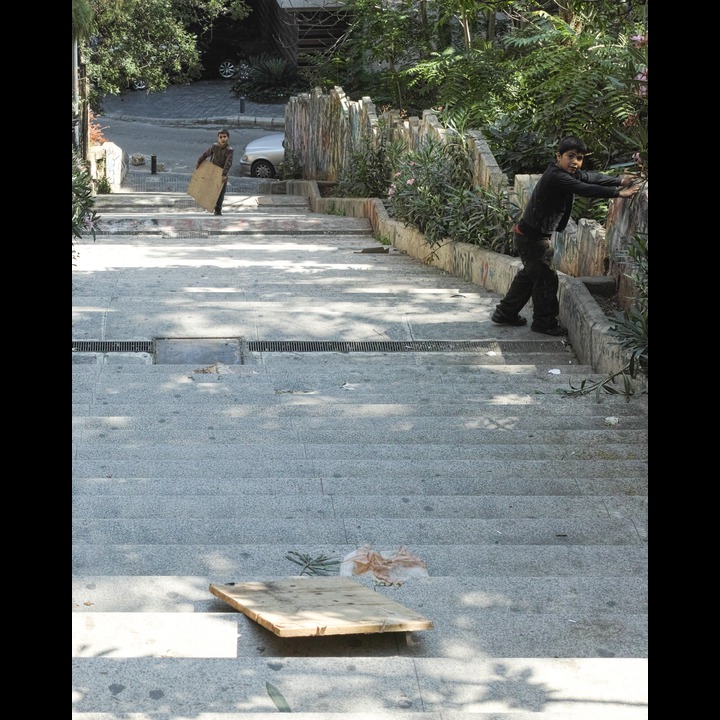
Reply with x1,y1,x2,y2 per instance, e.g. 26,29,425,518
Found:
340,544,429,585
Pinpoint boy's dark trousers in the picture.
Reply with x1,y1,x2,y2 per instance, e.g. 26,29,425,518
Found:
495,230,560,329
214,180,227,213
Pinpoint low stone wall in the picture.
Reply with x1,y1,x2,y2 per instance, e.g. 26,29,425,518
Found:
285,87,508,191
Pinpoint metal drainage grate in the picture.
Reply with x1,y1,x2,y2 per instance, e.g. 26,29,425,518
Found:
72,339,569,355
72,340,154,353
246,340,567,353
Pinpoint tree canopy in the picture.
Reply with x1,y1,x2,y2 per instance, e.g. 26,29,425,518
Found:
325,0,648,175
80,0,251,99
77,0,647,176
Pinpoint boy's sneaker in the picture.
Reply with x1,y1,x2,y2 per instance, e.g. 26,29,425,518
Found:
491,311,527,326
530,324,568,336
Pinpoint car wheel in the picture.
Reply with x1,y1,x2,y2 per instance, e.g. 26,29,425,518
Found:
131,79,147,91
251,160,276,179
218,59,237,79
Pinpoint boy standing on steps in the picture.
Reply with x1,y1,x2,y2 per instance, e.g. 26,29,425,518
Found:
196,128,234,216
491,135,641,336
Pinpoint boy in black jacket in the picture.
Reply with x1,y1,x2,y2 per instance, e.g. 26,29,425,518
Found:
492,136,641,336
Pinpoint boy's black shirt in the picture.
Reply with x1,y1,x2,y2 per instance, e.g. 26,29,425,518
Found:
519,162,623,238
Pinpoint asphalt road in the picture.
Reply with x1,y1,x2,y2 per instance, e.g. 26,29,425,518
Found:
95,117,274,178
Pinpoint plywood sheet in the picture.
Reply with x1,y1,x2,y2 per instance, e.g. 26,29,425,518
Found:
187,161,224,212
209,577,433,637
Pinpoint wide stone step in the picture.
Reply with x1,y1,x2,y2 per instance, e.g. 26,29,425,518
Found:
71,362,647,409
72,421,648,445
70,383,639,406
72,606,646,659
71,398,648,420
70,359,639,388
93,191,312,212
71,655,648,716
72,467,646,493
114,172,272,194
71,490,646,520
72,412,649,435
72,543,647,578
72,445,647,479
72,573,647,616
72,713,643,720
90,191,370,235
72,512,644,545
92,214,374,236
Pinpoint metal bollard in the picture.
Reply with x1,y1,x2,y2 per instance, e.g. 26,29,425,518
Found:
151,154,157,174
239,96,246,114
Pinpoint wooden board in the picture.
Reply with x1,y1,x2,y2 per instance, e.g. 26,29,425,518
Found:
187,161,224,212
209,577,433,637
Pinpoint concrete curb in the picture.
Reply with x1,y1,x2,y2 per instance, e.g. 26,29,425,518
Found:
100,112,285,130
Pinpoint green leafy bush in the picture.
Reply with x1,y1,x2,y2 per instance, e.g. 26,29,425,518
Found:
231,54,306,101
248,54,298,85
387,136,520,254
279,145,303,180
72,148,101,243
334,134,403,199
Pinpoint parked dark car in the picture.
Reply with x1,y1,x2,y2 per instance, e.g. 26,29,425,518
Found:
195,16,268,80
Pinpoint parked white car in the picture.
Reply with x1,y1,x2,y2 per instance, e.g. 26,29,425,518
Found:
239,133,285,178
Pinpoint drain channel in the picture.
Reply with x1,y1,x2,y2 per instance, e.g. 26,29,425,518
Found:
252,340,498,353
72,339,567,354
248,339,567,353
72,340,154,353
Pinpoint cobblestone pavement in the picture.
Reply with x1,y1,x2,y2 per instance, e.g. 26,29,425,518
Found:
100,79,285,124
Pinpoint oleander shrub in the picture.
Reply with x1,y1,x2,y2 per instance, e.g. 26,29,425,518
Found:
387,135,521,254
72,148,101,246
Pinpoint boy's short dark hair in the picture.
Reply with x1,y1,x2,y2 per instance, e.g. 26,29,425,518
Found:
557,136,587,155
218,128,230,137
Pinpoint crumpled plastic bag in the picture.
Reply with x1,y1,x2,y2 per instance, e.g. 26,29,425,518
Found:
339,544,429,585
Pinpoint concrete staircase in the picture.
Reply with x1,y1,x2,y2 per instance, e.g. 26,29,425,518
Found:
72,180,648,719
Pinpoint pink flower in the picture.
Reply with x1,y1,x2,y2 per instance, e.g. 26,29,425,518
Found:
634,70,648,96
406,178,415,185
83,213,99,230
